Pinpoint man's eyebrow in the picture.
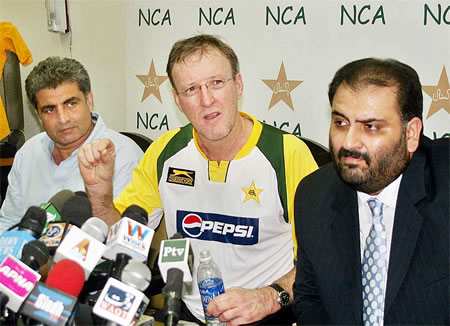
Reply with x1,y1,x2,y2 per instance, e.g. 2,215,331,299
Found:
331,110,385,124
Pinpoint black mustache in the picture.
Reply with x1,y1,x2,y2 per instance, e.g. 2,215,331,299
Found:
337,148,371,165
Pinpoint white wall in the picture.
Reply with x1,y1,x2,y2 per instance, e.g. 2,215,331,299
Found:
0,0,127,140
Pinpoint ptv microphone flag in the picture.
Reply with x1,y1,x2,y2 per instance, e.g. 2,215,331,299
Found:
158,238,193,283
20,282,78,326
0,254,41,312
93,277,145,326
53,226,105,280
103,217,154,262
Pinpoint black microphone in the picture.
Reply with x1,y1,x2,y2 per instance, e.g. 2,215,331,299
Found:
121,205,148,225
61,194,93,227
163,268,183,326
17,206,47,239
0,206,47,262
158,233,194,326
21,240,50,271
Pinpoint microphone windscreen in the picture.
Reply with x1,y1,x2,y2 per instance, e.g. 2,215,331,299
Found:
74,191,88,198
48,189,75,213
19,206,47,235
21,240,50,270
61,195,93,227
122,262,152,291
80,217,109,242
121,205,148,225
46,259,85,297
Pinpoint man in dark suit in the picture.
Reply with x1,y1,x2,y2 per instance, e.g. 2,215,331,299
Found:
293,58,449,325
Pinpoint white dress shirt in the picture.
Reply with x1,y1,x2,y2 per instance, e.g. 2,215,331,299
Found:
357,174,403,324
0,112,143,232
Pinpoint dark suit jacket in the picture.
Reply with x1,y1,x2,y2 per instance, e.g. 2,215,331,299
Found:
293,136,449,325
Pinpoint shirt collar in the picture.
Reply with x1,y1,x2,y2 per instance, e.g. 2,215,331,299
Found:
357,174,403,209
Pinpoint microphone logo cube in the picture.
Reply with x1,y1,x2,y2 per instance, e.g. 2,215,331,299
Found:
158,239,193,283
93,277,144,326
0,255,41,312
103,217,154,262
54,226,105,280
20,282,77,326
161,240,187,262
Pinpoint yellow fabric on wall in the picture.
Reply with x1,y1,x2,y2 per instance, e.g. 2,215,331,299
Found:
0,22,33,140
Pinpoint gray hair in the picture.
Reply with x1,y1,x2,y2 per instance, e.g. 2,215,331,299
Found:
25,57,91,109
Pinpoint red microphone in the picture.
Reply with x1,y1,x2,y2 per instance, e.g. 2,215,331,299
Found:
46,259,85,296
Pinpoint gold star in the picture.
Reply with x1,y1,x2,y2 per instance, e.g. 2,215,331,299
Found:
262,62,303,111
242,181,263,204
136,59,168,103
422,65,450,118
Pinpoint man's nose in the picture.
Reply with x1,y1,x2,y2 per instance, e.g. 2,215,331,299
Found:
56,107,69,124
199,85,214,107
342,126,363,150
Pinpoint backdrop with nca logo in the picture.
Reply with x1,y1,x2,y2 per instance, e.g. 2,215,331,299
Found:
125,0,449,147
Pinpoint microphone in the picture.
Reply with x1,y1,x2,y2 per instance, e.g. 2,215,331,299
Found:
19,259,84,325
0,206,47,262
158,233,193,284
60,193,93,228
39,190,75,229
21,240,50,271
122,262,152,325
103,216,154,262
19,260,84,326
121,205,148,226
53,218,108,280
158,233,194,326
0,255,41,312
92,262,151,326
45,259,85,297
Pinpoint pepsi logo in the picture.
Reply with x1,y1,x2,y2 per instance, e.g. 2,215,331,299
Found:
182,214,203,238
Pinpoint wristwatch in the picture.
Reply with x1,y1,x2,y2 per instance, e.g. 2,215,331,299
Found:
268,283,291,309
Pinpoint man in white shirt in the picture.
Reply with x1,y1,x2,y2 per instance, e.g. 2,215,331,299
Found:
0,57,143,232
293,58,449,325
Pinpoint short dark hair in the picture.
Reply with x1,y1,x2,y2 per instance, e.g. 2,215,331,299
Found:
328,58,423,123
166,34,240,90
25,57,91,110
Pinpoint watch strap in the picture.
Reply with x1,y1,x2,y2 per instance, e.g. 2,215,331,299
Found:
268,283,284,293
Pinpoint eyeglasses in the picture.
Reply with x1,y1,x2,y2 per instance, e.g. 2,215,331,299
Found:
177,77,234,97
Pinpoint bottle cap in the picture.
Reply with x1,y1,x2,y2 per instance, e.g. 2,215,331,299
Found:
199,250,212,263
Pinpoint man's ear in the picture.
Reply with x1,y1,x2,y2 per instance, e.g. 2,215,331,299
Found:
406,117,422,154
234,73,243,100
87,91,94,112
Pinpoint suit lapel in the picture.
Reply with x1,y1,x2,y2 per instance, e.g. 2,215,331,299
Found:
384,149,426,315
330,182,362,323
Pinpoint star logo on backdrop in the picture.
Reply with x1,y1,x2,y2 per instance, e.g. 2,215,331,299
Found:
136,59,168,103
422,65,450,118
262,62,303,111
242,181,263,204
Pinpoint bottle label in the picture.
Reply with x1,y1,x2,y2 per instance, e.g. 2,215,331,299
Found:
199,277,224,320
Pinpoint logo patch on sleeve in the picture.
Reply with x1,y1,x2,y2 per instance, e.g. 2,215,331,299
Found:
167,167,195,187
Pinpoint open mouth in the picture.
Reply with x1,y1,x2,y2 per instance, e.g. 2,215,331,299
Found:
204,112,220,120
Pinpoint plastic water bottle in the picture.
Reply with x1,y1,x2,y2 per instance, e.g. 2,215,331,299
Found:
197,250,225,326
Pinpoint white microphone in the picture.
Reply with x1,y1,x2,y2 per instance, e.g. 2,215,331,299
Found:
53,217,108,280
103,217,154,262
